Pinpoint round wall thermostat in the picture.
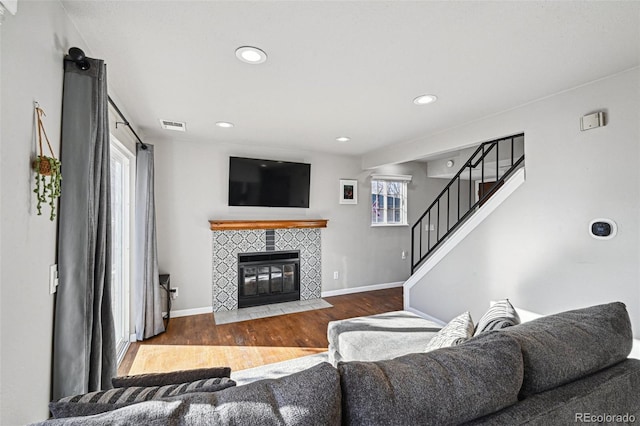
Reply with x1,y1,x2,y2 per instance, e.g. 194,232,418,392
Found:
589,219,617,240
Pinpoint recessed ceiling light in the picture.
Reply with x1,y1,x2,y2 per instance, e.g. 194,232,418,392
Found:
336,136,351,142
215,121,234,128
235,46,267,64
413,94,438,105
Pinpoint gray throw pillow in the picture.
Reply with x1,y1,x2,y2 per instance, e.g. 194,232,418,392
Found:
425,311,474,351
112,366,231,388
49,377,235,418
474,299,520,335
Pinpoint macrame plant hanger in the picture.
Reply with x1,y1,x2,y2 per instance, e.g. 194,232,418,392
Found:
33,103,62,220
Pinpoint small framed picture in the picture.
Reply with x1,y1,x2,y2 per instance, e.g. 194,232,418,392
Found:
339,179,358,204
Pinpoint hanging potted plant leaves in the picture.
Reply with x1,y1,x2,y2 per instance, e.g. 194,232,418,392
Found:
33,104,62,221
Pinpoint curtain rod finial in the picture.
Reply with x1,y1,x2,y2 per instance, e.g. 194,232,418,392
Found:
68,47,91,71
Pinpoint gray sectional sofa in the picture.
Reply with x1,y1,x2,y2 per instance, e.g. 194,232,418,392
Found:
37,302,640,425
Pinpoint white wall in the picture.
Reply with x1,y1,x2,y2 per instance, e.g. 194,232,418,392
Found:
0,20,3,426
152,138,445,312
372,69,640,338
0,1,87,423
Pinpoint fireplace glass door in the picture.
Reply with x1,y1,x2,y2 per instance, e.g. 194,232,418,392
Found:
238,251,300,308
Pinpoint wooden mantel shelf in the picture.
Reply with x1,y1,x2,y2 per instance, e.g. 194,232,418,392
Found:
209,219,328,231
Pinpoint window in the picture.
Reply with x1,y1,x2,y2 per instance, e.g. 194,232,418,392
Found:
110,136,133,363
371,175,411,226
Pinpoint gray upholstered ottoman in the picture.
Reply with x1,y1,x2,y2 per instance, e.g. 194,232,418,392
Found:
327,310,442,366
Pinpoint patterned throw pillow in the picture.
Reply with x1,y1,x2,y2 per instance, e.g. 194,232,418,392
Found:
474,299,521,336
49,377,236,419
112,366,231,388
425,311,474,352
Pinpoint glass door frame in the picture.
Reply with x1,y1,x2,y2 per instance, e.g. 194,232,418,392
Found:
110,135,134,364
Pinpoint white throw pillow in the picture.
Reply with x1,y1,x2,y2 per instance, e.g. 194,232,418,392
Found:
425,311,474,352
473,299,520,336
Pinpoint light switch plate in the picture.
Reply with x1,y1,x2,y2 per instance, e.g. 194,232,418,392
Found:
49,264,58,294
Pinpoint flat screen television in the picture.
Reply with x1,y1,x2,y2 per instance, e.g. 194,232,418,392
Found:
228,157,311,208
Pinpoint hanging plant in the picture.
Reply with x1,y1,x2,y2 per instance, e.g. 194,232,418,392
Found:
32,104,62,221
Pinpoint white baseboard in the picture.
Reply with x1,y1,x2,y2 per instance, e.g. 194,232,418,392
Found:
511,305,543,323
129,333,137,343
321,281,404,298
170,306,213,318
170,283,400,318
404,306,446,326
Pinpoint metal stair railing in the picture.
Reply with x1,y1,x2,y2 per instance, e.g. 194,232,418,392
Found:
411,133,525,274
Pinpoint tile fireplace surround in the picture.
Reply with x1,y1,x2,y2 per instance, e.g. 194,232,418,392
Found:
210,220,328,312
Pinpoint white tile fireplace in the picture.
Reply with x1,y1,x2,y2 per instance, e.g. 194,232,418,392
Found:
209,220,327,312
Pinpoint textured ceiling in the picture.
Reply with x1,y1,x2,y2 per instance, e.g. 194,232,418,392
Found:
61,1,640,157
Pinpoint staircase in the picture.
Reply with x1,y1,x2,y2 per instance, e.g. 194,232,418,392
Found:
411,134,525,274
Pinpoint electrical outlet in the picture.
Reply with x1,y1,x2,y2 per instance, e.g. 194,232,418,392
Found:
401,251,407,260
333,271,339,280
425,224,435,231
49,264,58,294
171,287,179,300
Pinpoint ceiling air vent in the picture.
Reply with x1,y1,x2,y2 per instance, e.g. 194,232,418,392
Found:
159,119,186,132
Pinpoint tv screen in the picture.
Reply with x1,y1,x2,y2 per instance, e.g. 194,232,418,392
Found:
228,157,311,208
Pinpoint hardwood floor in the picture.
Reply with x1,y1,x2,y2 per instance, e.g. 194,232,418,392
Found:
118,287,403,376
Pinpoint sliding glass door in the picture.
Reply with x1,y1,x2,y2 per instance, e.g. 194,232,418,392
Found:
110,137,133,363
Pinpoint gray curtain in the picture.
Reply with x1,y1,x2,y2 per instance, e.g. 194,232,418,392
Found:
52,58,116,400
134,144,165,340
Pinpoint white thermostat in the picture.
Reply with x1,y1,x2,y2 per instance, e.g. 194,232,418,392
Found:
589,218,617,240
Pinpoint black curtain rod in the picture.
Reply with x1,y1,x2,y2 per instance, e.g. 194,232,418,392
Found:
107,96,148,150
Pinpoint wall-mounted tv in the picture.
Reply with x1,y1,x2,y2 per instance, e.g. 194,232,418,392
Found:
228,157,311,208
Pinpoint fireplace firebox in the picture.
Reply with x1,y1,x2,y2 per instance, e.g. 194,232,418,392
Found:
237,250,300,308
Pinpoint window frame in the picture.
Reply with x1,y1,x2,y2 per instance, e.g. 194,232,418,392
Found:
370,174,411,227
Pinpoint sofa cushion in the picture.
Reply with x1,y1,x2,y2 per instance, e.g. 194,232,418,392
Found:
112,366,231,388
32,401,184,426
338,331,523,426
35,362,341,426
49,377,235,418
425,311,474,351
191,361,341,425
474,299,520,335
502,301,633,397
463,358,640,425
